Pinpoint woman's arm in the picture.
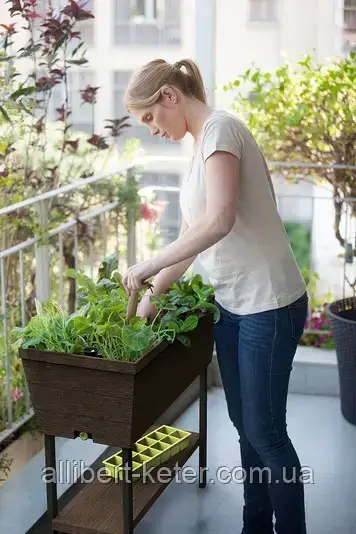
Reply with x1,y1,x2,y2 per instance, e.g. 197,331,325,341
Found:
142,218,196,297
123,150,239,293
151,151,239,272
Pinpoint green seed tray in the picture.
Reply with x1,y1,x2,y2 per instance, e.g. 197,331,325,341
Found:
168,429,191,451
136,436,157,448
155,425,191,452
147,431,166,441
161,435,180,456
102,453,142,480
133,443,147,453
150,440,171,463
102,452,123,479
102,425,192,479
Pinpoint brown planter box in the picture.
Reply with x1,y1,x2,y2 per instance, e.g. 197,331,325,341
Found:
19,314,214,448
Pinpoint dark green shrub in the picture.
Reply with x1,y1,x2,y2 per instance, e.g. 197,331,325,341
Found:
284,221,311,270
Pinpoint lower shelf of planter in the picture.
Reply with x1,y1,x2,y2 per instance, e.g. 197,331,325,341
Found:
52,431,200,534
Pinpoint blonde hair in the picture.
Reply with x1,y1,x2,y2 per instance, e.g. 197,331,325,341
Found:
124,58,207,112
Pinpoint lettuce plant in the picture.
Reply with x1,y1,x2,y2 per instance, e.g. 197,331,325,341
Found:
12,254,219,362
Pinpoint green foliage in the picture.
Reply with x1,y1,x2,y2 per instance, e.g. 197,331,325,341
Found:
299,267,335,349
301,301,335,350
0,1,145,331
0,2,157,433
225,52,355,167
12,300,85,354
0,351,27,433
12,257,219,362
150,274,220,324
0,3,130,205
300,267,318,297
0,452,13,482
300,267,333,309
224,52,356,256
284,221,311,270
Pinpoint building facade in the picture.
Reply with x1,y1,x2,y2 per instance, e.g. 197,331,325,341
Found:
1,0,347,153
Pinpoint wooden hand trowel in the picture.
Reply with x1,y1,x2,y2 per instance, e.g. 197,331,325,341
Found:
126,291,139,321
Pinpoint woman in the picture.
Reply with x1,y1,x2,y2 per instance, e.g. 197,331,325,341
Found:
123,58,308,534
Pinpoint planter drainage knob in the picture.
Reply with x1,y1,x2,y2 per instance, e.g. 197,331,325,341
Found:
84,347,99,357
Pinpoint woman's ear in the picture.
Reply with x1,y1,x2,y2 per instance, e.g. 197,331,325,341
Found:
160,85,178,104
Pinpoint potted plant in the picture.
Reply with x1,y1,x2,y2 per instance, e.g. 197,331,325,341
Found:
12,253,218,447
327,299,356,425
224,52,356,425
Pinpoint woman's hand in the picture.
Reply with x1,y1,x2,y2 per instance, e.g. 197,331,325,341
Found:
136,295,157,321
123,258,160,293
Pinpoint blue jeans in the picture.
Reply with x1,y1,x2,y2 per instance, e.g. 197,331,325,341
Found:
214,292,308,534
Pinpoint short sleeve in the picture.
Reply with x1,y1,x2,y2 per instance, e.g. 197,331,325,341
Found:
201,114,244,162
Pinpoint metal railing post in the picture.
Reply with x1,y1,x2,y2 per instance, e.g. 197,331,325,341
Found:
126,170,137,268
35,200,51,301
126,208,137,268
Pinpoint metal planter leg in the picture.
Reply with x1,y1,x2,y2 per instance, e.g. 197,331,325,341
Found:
122,447,133,534
199,368,207,488
44,434,58,533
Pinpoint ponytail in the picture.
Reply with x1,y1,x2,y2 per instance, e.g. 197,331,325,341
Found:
173,59,207,103
125,57,207,112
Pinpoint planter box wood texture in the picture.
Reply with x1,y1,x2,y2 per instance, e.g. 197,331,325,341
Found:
19,314,214,448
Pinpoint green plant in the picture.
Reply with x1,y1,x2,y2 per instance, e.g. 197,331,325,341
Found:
12,253,219,362
12,299,87,355
224,52,356,275
0,452,13,482
300,267,333,309
149,275,220,330
0,0,137,319
0,417,41,483
300,301,335,349
284,221,311,270
0,0,159,431
0,326,28,433
299,267,334,349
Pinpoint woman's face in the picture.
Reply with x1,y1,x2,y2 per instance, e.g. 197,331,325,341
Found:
131,87,187,142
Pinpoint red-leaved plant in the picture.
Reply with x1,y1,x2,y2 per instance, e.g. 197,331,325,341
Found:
0,0,148,317
1,0,162,435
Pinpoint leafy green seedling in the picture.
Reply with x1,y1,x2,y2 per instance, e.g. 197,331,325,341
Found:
12,258,219,361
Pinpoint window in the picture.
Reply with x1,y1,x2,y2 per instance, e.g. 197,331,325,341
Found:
113,70,175,146
113,70,145,143
76,0,95,46
113,0,181,45
140,172,181,245
343,0,356,52
68,70,96,134
249,0,276,22
344,0,356,30
130,0,158,21
48,70,96,134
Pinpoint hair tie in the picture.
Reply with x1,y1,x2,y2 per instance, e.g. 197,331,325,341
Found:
174,61,183,70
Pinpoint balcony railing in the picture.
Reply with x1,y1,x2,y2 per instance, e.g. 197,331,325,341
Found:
1,156,356,446
0,156,187,446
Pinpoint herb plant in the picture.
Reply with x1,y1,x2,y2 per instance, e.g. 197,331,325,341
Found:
12,253,219,362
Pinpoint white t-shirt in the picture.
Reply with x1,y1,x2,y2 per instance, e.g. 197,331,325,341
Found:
179,109,306,315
